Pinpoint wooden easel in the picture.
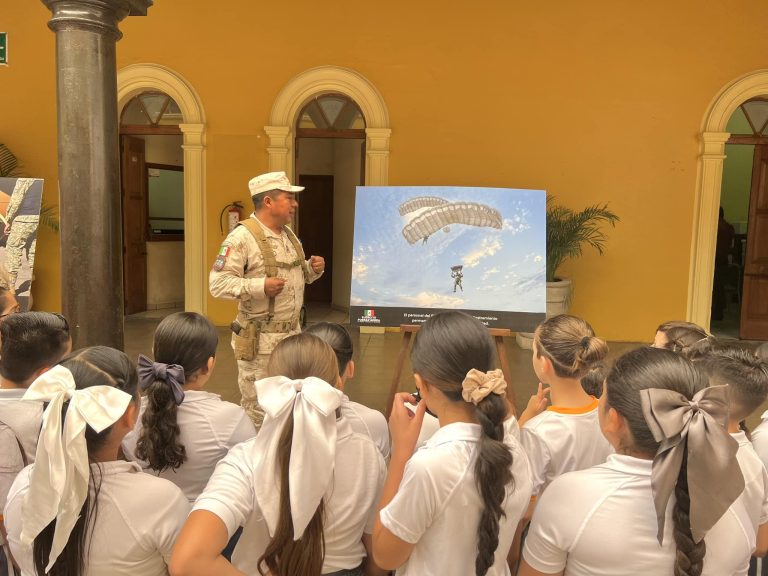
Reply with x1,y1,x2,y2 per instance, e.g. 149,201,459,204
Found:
385,324,516,417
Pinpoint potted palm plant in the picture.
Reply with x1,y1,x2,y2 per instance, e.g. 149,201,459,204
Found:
516,197,619,349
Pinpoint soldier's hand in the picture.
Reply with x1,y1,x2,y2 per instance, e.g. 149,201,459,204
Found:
264,277,286,297
310,255,325,273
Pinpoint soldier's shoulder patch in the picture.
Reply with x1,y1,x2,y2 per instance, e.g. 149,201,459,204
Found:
212,245,230,271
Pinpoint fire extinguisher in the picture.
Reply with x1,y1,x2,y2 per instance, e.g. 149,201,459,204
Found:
219,201,244,235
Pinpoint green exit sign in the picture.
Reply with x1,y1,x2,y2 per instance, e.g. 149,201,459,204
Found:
0,33,6,66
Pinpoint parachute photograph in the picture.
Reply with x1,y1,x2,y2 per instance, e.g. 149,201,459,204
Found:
350,186,546,330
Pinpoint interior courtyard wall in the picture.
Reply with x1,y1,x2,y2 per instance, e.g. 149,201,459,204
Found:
5,1,768,340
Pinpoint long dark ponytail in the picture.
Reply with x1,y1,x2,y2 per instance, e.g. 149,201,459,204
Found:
604,347,709,576
135,312,217,472
32,346,138,576
257,333,340,576
411,311,513,576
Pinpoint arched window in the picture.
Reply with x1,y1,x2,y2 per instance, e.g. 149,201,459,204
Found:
121,92,182,134
296,93,366,138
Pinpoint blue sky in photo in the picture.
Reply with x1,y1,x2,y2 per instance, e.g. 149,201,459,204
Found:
351,186,546,313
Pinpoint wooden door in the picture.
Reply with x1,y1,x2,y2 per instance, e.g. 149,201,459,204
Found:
298,175,334,303
740,144,768,340
121,135,148,315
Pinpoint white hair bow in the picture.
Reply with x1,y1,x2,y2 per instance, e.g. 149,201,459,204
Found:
253,375,342,540
20,365,133,572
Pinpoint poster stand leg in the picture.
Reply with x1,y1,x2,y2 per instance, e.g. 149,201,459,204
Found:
385,325,517,418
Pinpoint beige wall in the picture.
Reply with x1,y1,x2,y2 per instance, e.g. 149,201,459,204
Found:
146,241,184,308
136,134,184,166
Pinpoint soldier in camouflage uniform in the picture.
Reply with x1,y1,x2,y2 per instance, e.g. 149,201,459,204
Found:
209,171,324,429
4,178,42,293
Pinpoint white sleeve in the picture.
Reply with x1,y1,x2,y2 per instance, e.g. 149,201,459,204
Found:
146,482,192,564
365,451,388,534
193,444,256,538
3,467,35,576
522,476,576,574
369,411,391,462
379,455,440,544
761,465,768,525
519,425,552,495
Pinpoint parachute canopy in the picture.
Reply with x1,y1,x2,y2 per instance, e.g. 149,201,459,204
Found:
398,196,449,216
401,200,502,245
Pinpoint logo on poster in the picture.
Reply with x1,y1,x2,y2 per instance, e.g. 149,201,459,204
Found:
357,308,381,324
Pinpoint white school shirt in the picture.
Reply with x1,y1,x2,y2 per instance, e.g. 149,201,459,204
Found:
341,395,390,460
751,410,768,471
0,389,42,512
4,461,189,576
379,422,533,576
732,431,768,575
123,390,257,503
193,416,386,575
523,454,753,576
408,403,520,449
519,398,613,495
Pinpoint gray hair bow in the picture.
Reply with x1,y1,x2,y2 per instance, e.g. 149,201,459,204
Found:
640,384,744,544
137,354,186,406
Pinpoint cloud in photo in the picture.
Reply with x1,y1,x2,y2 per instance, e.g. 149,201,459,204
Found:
401,291,465,308
463,237,502,268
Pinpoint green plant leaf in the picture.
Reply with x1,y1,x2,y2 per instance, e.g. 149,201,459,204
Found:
546,196,619,282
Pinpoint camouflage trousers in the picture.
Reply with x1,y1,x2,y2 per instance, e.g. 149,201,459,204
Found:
6,219,37,290
236,354,270,430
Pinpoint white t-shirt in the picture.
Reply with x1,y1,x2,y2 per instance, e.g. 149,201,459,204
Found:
193,416,386,575
0,388,42,511
341,395,390,460
409,403,520,449
380,422,532,576
4,460,189,576
123,390,256,502
750,410,768,471
523,454,753,576
732,431,768,575
519,399,613,494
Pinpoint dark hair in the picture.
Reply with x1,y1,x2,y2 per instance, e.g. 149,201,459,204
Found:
135,312,218,473
33,346,138,576
252,189,286,211
0,312,71,383
304,322,354,376
258,333,339,576
580,363,607,398
410,311,512,576
535,314,608,379
604,347,709,576
655,321,709,356
697,347,768,422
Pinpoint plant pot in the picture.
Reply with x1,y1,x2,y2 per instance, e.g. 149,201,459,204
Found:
515,278,573,349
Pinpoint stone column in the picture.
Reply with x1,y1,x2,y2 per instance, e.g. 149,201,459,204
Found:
43,0,151,349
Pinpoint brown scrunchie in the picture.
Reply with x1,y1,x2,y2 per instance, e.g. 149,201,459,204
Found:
461,368,507,405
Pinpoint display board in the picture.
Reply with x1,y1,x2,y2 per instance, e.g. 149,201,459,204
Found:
350,186,546,330
0,177,44,311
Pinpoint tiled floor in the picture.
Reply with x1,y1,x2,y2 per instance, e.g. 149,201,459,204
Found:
125,304,767,427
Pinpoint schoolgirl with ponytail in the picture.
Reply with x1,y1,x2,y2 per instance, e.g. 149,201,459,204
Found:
372,311,532,575
4,346,189,576
519,314,612,496
123,312,256,503
170,333,386,576
519,346,750,576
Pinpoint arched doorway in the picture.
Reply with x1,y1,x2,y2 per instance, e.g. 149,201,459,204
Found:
120,91,185,315
117,64,207,314
265,66,390,313
690,70,768,340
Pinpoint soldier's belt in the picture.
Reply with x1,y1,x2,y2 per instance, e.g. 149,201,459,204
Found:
238,316,298,334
